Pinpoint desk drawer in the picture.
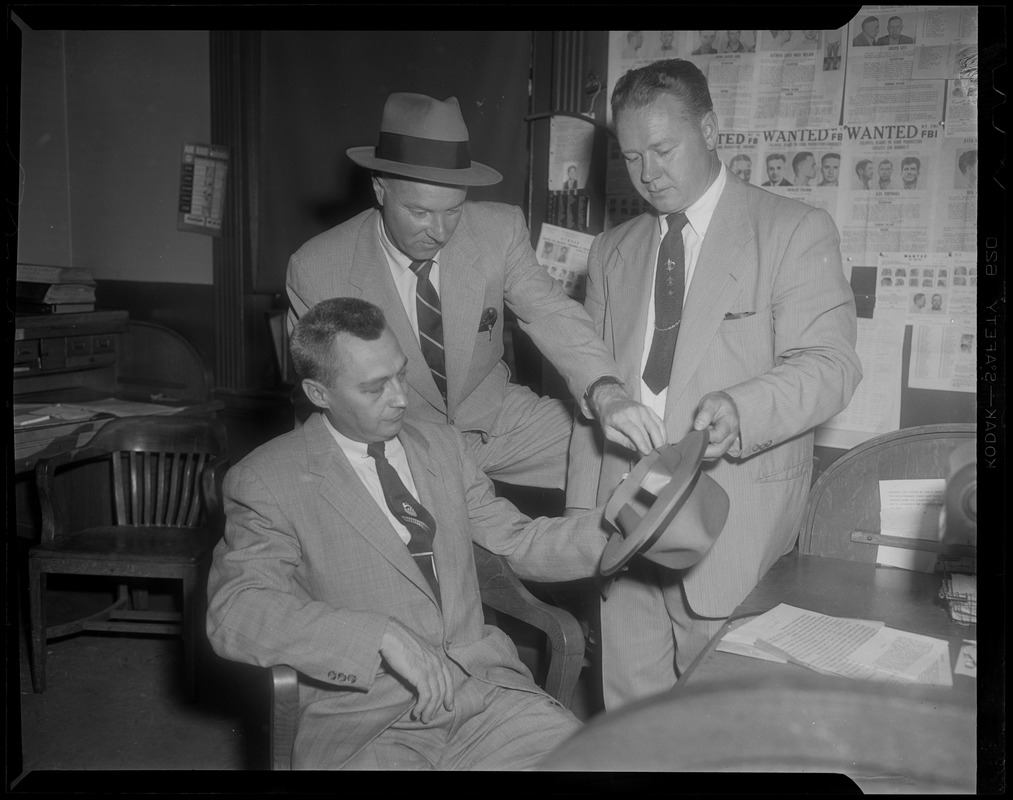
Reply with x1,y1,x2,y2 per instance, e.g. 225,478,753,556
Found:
14,339,38,364
39,337,67,370
67,335,93,356
92,333,117,354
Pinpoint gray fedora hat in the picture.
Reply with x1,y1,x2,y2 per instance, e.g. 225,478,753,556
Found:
347,93,503,187
599,430,729,598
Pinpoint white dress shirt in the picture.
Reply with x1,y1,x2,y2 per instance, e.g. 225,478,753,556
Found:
323,416,419,545
639,163,728,416
377,215,442,338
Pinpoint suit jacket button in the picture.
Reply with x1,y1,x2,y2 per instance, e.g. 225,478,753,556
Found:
338,672,347,682
349,675,357,684
327,670,337,681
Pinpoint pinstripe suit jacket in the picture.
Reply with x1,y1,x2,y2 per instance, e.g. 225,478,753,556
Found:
286,203,616,435
206,413,607,768
567,173,861,617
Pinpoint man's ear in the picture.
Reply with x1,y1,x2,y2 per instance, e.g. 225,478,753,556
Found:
301,378,332,411
372,174,386,207
700,110,719,151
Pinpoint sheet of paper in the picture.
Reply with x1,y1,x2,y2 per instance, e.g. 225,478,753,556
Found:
877,479,945,572
815,315,904,449
954,641,976,678
22,403,100,421
752,605,887,679
848,627,953,687
535,223,595,299
67,398,185,418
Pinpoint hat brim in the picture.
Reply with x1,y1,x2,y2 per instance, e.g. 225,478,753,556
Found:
347,147,503,187
599,430,729,577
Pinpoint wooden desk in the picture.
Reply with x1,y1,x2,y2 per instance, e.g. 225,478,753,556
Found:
682,552,975,696
542,552,976,791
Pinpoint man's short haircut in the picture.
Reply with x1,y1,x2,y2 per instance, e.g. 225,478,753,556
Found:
958,149,977,174
611,59,713,125
901,156,921,169
822,152,841,164
766,153,786,166
878,159,892,167
290,297,387,383
730,154,750,165
888,15,902,25
855,159,872,177
862,16,879,29
792,151,814,171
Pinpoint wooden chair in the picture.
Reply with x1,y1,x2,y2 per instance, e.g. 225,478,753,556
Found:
267,544,586,770
27,415,229,700
798,423,976,562
118,320,214,403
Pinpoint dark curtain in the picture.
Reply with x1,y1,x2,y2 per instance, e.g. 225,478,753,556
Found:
256,30,533,294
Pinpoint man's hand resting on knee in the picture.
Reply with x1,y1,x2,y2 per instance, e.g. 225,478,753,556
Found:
380,618,456,723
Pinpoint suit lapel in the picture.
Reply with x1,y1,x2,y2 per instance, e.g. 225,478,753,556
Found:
665,177,752,415
608,215,658,401
304,414,438,606
348,211,446,412
437,215,484,413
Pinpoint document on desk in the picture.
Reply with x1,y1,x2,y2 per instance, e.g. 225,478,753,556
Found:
718,605,884,665
63,397,186,417
876,479,947,573
727,603,953,687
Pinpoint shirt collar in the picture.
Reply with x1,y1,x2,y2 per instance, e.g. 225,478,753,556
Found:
322,414,372,460
659,162,727,240
377,214,441,275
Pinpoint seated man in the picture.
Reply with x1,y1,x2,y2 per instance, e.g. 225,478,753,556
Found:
206,297,609,770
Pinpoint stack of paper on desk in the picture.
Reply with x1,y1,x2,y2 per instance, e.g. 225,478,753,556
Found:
717,603,952,687
940,573,976,625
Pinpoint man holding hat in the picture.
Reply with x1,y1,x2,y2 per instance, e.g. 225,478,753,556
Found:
567,59,860,710
287,93,665,489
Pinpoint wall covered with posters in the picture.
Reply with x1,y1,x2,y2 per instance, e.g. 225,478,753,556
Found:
600,8,979,449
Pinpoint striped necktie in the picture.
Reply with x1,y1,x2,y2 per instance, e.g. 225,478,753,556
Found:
642,212,690,394
409,259,448,404
366,440,441,606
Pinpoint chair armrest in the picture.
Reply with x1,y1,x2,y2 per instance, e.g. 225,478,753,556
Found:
270,664,300,770
473,545,585,708
34,446,107,541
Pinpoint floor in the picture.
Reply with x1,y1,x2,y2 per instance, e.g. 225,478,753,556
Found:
9,485,603,785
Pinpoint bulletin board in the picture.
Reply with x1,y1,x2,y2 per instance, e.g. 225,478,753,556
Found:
548,9,984,451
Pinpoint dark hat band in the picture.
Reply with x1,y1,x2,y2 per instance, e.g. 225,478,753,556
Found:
376,131,471,171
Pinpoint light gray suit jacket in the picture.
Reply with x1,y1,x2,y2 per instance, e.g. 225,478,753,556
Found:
286,202,616,435
568,174,861,617
206,413,607,768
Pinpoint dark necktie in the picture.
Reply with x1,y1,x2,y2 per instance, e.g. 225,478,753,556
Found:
642,212,689,394
366,440,441,605
408,259,448,404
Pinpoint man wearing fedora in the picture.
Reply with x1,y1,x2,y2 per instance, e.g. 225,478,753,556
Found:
566,59,860,710
287,93,665,490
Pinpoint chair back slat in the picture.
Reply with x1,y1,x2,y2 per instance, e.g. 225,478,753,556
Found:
183,453,209,526
175,454,197,526
155,452,168,525
166,452,184,524
111,453,128,526
142,452,155,525
129,452,142,525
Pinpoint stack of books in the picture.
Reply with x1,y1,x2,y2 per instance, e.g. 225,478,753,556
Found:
16,263,97,314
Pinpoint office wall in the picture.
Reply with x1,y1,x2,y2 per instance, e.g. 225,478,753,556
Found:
17,30,73,268
256,30,533,294
17,29,217,368
63,31,214,285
